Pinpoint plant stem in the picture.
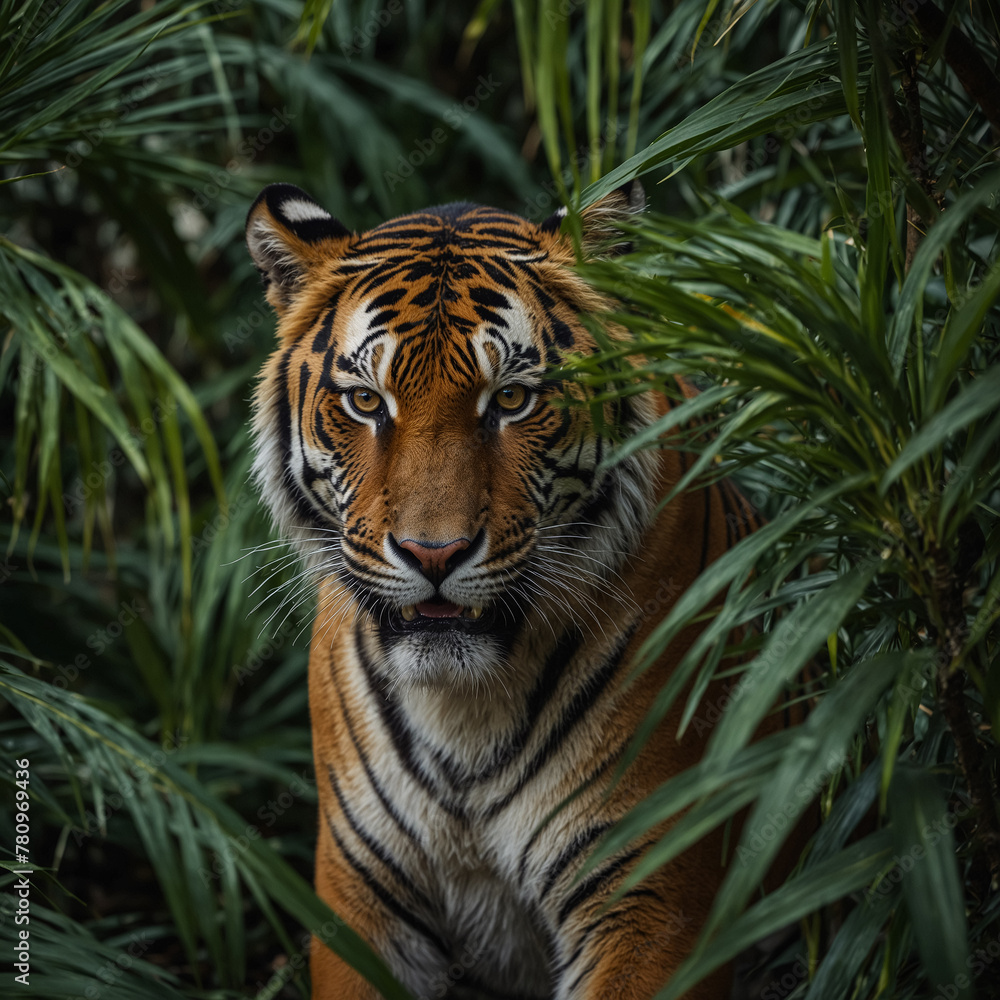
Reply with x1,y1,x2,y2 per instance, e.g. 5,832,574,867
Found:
937,664,1000,889
932,541,1000,887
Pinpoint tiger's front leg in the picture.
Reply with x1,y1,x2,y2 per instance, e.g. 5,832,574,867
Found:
309,814,386,1000
544,833,732,1000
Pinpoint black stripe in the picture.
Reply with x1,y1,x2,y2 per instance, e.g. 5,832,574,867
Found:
340,549,394,583
476,258,519,290
428,627,583,791
325,821,449,957
514,628,584,757
326,764,429,905
342,534,392,566
366,287,407,310
722,477,757,540
556,846,643,927
556,909,628,980
621,885,664,903
310,302,338,353
516,737,627,882
554,938,588,982
276,352,320,528
276,349,293,473
329,673,424,847
485,628,633,820
538,823,611,902
564,955,601,995
354,628,467,818
734,479,763,533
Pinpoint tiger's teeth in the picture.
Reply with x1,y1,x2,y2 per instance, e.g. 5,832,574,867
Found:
465,606,483,620
401,605,417,621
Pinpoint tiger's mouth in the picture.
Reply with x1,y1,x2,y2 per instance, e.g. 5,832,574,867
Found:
401,600,483,621
388,599,495,633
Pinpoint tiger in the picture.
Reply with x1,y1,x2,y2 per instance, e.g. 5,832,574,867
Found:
245,181,767,1000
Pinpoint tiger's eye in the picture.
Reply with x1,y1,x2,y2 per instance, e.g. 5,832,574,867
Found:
351,388,383,414
495,385,528,412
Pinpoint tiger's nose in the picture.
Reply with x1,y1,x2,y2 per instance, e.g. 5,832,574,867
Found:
391,536,471,585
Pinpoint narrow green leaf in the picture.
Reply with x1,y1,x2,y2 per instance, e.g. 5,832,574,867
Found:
882,365,1000,494
889,170,1000,379
590,731,796,873
658,829,895,999
834,0,860,128
880,659,930,810
928,258,1000,414
625,0,650,160
0,661,414,1000
800,878,898,1000
623,475,872,775
702,650,923,943
582,41,851,205
889,765,971,999
585,0,602,184
702,560,878,771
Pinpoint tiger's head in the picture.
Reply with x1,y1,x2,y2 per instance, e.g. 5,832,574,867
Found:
247,183,658,688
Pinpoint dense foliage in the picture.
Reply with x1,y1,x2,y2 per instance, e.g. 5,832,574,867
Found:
1,1,997,997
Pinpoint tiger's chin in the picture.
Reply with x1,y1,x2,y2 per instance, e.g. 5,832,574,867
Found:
381,631,511,691
363,594,525,691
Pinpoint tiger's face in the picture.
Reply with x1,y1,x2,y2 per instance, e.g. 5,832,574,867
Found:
247,184,657,687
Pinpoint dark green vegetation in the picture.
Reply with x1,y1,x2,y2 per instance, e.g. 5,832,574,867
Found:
1,1,998,997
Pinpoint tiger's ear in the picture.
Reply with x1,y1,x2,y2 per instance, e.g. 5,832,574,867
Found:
245,183,353,314
539,179,645,257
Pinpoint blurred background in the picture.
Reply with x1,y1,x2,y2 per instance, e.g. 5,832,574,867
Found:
1,1,998,998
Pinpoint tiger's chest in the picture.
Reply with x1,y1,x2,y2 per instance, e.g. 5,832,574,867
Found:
406,856,554,999
343,701,564,998
323,624,633,997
